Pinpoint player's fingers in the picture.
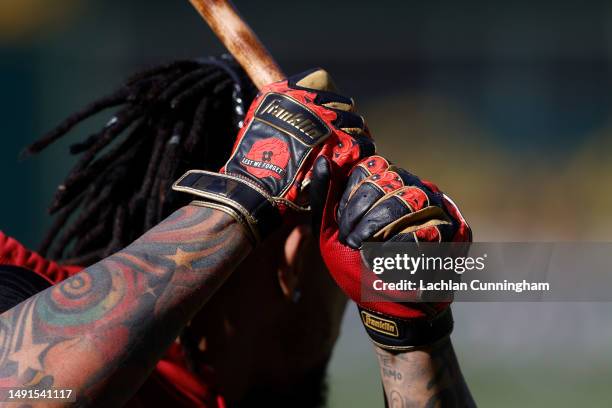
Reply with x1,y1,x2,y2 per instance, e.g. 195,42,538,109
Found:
329,131,376,172
338,156,391,219
344,189,413,248
345,185,436,247
338,169,404,243
315,92,354,112
331,109,367,137
394,168,462,243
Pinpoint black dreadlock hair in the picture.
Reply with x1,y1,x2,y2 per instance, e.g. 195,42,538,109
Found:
26,55,257,266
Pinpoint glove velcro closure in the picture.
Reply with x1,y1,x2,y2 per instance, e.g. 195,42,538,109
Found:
358,307,453,352
172,170,281,243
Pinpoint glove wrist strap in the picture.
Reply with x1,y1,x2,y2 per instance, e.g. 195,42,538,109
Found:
172,170,281,243
358,307,453,352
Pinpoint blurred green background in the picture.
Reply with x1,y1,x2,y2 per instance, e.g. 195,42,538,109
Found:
1,0,611,406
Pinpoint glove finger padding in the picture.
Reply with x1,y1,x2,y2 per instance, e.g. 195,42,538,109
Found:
340,162,470,248
338,155,391,218
337,156,392,241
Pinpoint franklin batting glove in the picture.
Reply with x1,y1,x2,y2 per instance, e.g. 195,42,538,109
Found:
173,69,374,245
310,155,471,352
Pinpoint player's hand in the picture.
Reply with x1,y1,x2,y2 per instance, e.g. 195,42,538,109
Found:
173,69,374,244
310,155,471,351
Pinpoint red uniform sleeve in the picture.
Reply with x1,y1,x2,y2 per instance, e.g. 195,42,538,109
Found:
0,230,82,284
126,343,225,408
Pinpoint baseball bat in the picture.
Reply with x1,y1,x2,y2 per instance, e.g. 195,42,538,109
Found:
188,0,285,89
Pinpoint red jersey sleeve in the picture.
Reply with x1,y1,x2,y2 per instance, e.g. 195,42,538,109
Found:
0,231,82,284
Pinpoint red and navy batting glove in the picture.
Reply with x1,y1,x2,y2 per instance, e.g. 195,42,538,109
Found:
173,69,374,245
310,155,471,352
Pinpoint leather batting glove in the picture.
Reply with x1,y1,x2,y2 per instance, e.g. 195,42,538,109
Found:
173,69,374,245
310,155,471,352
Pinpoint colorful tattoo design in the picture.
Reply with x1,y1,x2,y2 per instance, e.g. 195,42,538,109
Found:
0,205,250,406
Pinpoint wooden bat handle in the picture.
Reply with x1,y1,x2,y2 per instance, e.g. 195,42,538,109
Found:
189,0,285,89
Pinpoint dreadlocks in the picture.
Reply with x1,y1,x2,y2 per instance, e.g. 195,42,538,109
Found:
25,55,257,266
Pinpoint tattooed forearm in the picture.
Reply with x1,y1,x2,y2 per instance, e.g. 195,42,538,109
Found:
376,339,476,408
0,205,251,407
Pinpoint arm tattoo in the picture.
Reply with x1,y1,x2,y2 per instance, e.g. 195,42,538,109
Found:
376,339,476,408
0,205,251,406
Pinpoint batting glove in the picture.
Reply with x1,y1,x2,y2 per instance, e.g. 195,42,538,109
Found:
173,69,374,245
310,155,471,351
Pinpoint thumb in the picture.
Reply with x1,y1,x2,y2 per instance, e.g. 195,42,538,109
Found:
309,156,333,239
291,68,339,93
